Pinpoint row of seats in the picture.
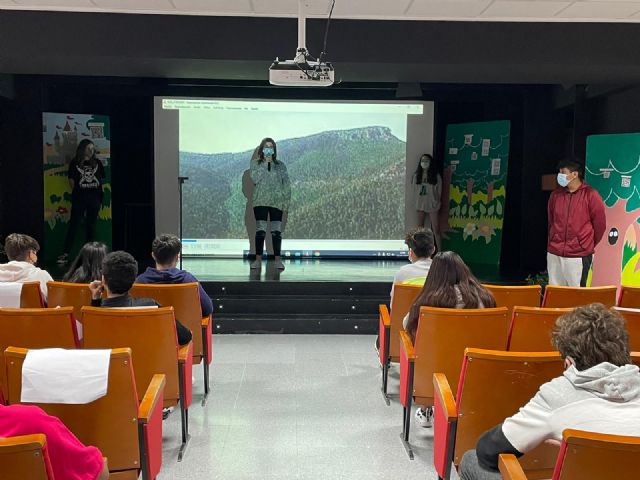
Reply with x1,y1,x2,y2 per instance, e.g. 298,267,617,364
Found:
1,280,214,479
378,283,640,479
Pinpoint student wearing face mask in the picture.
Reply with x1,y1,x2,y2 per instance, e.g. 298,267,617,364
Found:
414,154,442,250
547,158,605,287
249,137,291,271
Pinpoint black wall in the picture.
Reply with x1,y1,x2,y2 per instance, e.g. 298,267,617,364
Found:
0,75,568,275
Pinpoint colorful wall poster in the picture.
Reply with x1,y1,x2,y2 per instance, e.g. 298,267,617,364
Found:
42,113,112,266
586,133,640,287
441,120,511,265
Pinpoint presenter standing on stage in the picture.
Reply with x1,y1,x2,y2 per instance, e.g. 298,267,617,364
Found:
58,139,105,264
250,137,291,271
547,159,606,287
414,154,442,250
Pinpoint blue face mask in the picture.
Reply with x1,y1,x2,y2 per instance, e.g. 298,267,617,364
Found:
557,173,570,187
263,147,274,157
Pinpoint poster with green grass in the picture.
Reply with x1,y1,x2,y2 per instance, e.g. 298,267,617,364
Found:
585,133,640,288
441,120,510,265
43,113,112,267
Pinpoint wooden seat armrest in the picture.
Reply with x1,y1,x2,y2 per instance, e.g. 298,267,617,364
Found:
399,330,416,361
433,373,457,421
0,434,46,450
379,304,391,327
499,454,529,480
201,314,211,328
178,342,193,363
138,374,166,424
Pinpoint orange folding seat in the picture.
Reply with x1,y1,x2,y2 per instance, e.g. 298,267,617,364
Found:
130,282,213,405
0,434,53,480
398,306,509,458
433,348,563,480
614,307,640,352
483,284,542,318
5,347,166,480
500,429,640,480
19,282,44,308
46,281,94,320
618,285,640,308
81,306,193,461
507,306,571,351
378,283,422,403
0,307,78,403
542,285,617,308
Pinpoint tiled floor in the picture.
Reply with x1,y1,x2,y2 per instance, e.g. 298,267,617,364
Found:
158,334,458,479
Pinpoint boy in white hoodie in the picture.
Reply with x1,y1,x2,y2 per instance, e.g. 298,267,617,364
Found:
0,233,53,302
459,303,640,479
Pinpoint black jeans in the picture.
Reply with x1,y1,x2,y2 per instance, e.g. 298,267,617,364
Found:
64,193,101,253
253,206,283,257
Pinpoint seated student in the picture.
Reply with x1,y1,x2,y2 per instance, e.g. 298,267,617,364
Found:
63,242,108,283
391,227,435,298
0,403,109,479
459,303,640,480
404,250,496,427
135,234,213,317
89,251,192,346
0,233,53,302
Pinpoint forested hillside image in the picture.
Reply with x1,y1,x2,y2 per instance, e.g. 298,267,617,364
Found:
180,126,405,240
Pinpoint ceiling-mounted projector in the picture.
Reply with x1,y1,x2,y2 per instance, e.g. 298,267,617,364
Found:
269,1,336,87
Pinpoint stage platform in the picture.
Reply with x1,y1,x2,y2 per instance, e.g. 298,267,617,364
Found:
191,258,516,335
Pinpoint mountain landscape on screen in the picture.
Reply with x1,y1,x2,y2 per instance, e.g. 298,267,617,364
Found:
180,126,406,240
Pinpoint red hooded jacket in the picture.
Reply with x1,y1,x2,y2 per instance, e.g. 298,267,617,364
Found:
547,182,606,258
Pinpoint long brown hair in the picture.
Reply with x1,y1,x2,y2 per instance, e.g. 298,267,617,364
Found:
414,153,438,185
405,251,496,335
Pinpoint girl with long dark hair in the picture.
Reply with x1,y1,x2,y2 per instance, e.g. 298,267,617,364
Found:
414,153,442,249
249,137,291,271
402,251,496,427
62,241,108,283
58,140,105,264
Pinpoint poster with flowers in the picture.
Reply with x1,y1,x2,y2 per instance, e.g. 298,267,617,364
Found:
43,113,112,267
440,120,510,265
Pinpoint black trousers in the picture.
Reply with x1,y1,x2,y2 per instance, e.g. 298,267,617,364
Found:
64,194,101,253
253,206,283,257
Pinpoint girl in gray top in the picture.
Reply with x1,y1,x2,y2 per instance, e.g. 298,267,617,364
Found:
413,154,442,249
250,137,291,271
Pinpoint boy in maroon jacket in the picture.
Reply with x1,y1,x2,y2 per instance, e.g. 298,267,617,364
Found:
547,159,606,287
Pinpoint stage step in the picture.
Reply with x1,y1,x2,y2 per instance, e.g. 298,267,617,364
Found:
212,313,377,334
203,281,390,334
212,295,384,315
203,281,390,297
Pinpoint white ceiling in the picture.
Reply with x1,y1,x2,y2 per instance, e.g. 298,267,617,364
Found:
3,0,640,23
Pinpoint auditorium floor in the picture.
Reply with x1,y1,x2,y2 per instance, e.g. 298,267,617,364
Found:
158,334,457,479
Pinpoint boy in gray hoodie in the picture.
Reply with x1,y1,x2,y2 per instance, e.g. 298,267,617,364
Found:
460,303,640,480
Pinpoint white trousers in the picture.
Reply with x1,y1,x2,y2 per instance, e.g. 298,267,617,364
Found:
547,252,592,287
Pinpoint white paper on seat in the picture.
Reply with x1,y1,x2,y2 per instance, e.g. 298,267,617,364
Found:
21,348,111,404
0,282,23,308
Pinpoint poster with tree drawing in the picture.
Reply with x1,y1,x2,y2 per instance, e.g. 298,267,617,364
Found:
441,120,510,265
586,133,640,287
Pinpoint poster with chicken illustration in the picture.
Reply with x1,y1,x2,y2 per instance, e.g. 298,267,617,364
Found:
441,120,510,265
43,113,112,266
586,133,640,287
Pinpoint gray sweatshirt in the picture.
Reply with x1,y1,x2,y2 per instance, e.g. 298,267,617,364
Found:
250,158,291,211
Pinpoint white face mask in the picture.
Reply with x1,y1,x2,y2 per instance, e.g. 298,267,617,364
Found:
557,173,570,187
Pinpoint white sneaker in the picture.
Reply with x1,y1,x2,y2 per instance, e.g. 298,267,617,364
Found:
415,407,433,428
250,259,262,270
274,259,285,270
